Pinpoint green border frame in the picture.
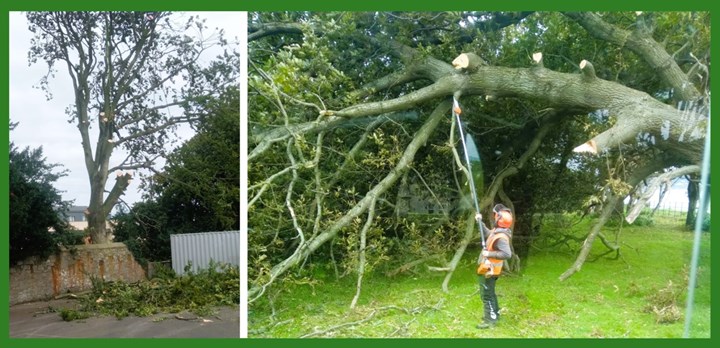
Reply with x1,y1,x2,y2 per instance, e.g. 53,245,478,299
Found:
2,0,715,347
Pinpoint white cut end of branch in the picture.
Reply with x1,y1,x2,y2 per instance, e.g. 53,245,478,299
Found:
99,112,105,117
573,140,598,154
532,52,543,63
115,170,123,177
452,53,485,71
452,54,468,69
635,11,643,16
580,59,596,79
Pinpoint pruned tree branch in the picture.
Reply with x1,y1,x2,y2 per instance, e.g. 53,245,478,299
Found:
350,198,377,309
299,301,443,338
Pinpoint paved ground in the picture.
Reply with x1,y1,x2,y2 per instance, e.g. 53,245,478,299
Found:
10,299,240,338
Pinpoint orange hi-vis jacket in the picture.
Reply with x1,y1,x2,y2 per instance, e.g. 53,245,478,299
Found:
477,230,511,276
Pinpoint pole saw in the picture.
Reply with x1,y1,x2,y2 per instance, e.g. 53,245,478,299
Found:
452,97,486,249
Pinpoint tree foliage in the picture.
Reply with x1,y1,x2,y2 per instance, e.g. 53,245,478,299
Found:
248,12,709,301
9,122,77,265
113,88,240,264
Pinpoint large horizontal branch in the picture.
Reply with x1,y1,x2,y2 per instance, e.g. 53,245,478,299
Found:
563,12,701,102
329,58,704,163
331,76,459,118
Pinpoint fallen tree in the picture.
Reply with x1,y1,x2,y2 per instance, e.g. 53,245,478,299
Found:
248,11,709,302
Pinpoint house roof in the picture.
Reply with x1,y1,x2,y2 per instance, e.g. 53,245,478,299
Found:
68,206,88,213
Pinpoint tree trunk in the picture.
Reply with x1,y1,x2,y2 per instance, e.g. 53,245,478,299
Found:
440,199,476,293
511,194,534,260
685,175,699,229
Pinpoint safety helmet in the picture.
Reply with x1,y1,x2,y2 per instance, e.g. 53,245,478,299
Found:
493,204,513,228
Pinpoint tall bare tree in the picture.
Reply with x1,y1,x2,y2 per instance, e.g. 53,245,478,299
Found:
27,12,238,243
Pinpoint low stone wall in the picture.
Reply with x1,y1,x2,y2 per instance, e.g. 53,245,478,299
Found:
10,243,146,305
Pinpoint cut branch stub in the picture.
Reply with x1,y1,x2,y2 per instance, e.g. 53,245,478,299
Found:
532,52,543,68
580,60,596,80
573,139,598,154
452,53,486,72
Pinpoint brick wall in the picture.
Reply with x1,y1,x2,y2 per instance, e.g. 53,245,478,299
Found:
10,243,146,305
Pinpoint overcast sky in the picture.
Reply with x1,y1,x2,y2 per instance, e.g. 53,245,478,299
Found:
9,11,243,209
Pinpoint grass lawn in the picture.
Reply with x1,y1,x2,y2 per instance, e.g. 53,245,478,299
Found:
248,217,710,338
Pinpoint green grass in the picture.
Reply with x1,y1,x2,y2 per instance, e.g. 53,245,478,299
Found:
248,219,711,338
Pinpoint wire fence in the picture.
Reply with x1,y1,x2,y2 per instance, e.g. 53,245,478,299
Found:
639,199,711,227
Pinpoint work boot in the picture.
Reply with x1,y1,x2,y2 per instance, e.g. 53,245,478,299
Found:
476,320,496,329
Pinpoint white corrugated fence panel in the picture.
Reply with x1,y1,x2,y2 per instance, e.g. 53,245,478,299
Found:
170,231,240,275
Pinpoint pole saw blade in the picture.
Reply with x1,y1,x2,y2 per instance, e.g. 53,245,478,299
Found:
464,133,484,200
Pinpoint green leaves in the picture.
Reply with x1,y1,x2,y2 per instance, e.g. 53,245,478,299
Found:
9,139,74,265
71,263,239,320
113,88,239,263
247,11,710,306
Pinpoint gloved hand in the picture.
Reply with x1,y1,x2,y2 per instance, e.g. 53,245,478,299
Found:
481,249,490,257
475,213,482,224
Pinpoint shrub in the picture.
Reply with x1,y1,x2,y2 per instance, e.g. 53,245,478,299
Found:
632,210,655,227
701,215,710,232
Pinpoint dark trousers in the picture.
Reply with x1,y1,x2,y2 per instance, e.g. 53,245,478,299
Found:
479,275,500,323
